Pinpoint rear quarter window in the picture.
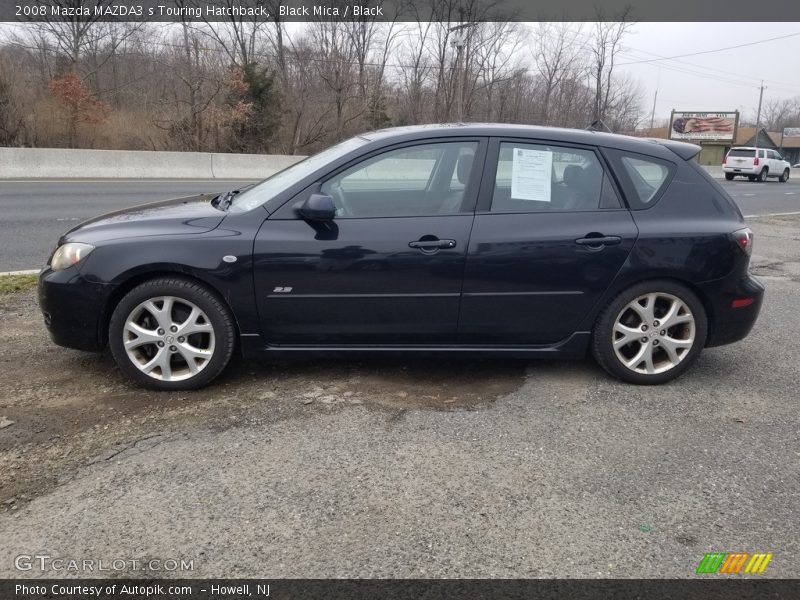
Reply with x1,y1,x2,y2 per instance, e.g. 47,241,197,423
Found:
727,148,755,158
605,149,675,210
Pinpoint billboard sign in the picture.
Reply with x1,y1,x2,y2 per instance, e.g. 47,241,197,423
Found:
669,111,738,141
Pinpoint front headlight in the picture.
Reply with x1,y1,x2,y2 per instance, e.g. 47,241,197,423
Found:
49,242,95,271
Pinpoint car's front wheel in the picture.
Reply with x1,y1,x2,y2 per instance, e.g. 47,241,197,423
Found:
592,281,708,384
779,168,790,183
109,277,235,390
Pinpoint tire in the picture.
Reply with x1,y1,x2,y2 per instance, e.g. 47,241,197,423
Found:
109,277,236,390
779,168,789,183
758,168,769,182
591,281,708,385
748,175,756,182
724,173,735,181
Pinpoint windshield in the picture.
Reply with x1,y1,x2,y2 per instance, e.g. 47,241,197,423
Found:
230,136,370,211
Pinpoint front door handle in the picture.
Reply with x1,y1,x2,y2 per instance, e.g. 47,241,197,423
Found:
575,235,622,247
409,239,457,249
409,238,457,252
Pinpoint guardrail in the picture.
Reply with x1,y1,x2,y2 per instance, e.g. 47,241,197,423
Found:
0,147,727,180
0,147,305,180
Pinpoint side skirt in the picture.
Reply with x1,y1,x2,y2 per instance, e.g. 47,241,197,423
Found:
238,332,591,360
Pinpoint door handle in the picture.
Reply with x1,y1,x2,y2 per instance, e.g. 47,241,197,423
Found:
409,239,457,251
575,235,622,247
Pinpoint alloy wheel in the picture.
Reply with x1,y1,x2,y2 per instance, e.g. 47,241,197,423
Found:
123,296,215,382
611,292,696,375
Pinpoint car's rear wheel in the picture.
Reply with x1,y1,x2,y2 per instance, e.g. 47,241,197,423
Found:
109,278,235,390
779,168,789,183
592,281,707,384
725,173,735,181
748,175,756,181
758,168,769,182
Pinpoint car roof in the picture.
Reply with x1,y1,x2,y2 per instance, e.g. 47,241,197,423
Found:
356,123,701,160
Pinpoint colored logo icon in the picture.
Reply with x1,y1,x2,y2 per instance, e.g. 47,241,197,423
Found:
696,552,773,574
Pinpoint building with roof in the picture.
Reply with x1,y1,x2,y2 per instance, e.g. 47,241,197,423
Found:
634,125,800,166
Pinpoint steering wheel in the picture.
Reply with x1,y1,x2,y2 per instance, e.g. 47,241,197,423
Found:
327,181,352,217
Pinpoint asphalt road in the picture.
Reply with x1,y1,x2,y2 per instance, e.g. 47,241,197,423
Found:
0,177,798,271
1,214,798,578
0,180,255,271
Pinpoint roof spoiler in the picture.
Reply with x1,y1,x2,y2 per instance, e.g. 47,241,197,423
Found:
648,138,702,161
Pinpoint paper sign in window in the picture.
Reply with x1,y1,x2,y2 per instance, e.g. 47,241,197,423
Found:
511,148,552,202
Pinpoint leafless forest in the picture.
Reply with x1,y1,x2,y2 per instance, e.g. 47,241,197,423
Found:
2,2,795,155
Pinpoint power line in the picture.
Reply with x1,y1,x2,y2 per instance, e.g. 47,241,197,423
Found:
621,44,800,92
617,31,800,66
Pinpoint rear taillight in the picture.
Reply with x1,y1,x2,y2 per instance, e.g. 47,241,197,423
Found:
733,227,753,256
753,157,759,166
732,297,755,309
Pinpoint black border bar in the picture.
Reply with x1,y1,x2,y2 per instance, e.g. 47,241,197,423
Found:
4,0,800,22
2,579,800,600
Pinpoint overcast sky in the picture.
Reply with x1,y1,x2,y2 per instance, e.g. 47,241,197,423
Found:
615,22,800,125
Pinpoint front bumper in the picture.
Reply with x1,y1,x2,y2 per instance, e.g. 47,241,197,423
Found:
700,273,765,348
38,267,113,352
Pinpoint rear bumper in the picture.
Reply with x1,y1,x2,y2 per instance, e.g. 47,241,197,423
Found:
38,267,113,352
723,166,759,175
700,273,765,348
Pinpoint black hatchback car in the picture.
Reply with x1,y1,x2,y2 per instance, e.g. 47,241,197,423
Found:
39,124,764,390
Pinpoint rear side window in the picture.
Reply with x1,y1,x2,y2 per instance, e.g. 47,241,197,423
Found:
728,148,755,158
490,142,607,213
620,156,669,204
606,150,675,209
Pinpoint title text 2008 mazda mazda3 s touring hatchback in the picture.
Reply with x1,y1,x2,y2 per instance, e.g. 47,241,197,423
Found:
38,124,764,390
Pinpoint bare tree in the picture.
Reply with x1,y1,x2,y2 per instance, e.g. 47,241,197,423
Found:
532,23,586,125
395,20,436,124
590,9,634,124
761,97,800,132
28,0,116,70
195,0,269,67
0,16,648,151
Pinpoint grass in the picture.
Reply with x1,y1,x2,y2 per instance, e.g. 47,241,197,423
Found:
0,274,38,299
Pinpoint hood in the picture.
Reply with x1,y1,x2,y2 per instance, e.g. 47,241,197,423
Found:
62,194,227,244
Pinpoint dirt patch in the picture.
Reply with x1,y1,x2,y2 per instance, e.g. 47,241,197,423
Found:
0,289,527,510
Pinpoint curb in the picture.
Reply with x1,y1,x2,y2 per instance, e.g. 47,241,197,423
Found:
0,270,39,276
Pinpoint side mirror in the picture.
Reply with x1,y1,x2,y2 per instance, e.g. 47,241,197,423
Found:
299,193,336,221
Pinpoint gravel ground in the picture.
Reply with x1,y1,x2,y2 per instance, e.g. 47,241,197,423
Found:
0,215,798,578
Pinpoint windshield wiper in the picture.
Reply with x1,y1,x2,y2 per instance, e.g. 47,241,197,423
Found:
212,189,241,211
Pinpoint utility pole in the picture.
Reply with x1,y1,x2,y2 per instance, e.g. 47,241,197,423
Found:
455,41,464,122
649,88,658,131
649,68,660,131
449,21,477,123
754,81,765,148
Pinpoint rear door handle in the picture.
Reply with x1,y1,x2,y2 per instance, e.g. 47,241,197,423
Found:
409,239,457,250
575,235,622,247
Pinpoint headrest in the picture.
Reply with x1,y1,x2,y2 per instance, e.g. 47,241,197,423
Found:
456,153,474,184
563,164,583,186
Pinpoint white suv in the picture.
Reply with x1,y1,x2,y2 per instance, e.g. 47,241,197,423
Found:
723,147,791,182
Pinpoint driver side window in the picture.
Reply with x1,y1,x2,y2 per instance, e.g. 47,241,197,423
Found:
321,141,478,218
